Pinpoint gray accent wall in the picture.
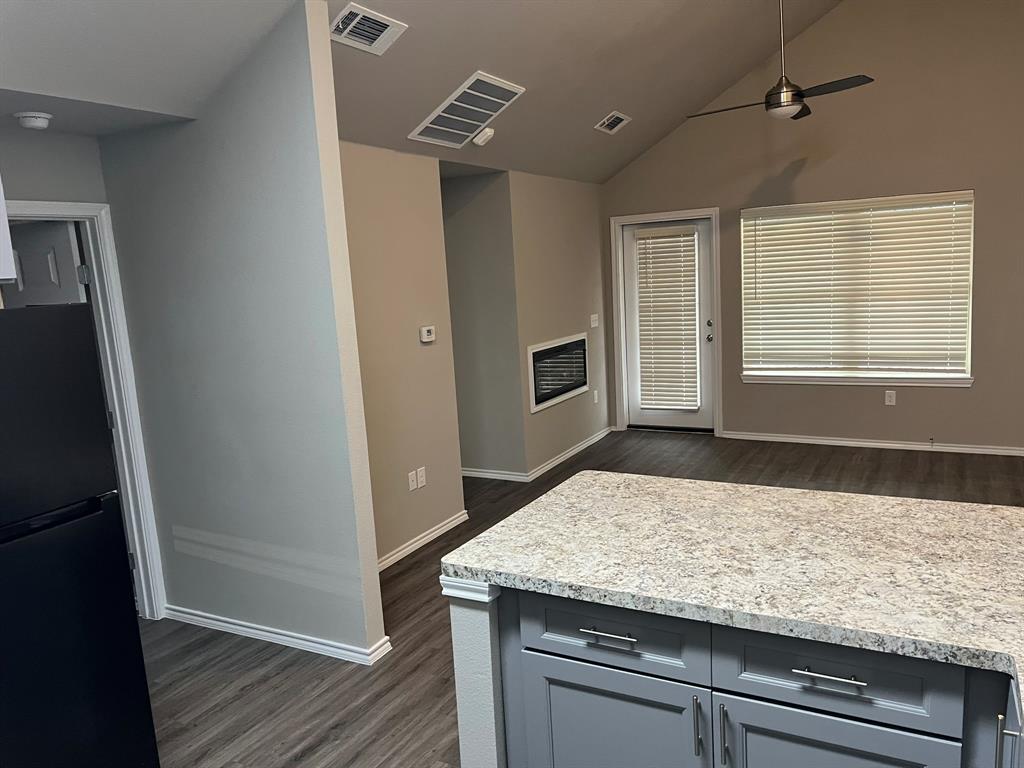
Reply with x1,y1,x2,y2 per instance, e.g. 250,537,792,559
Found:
340,141,466,562
603,0,1024,450
99,1,385,650
0,126,107,202
442,173,527,474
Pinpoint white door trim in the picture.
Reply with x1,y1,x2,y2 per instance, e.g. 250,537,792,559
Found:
7,200,166,619
610,208,723,435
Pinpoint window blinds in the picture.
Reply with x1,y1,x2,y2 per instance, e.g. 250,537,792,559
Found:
635,226,700,408
741,191,974,382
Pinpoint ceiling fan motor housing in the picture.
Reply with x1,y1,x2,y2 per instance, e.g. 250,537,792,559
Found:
765,75,804,112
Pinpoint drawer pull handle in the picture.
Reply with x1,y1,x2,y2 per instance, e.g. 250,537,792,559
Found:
692,695,702,757
578,627,638,644
719,703,728,766
791,666,868,687
995,713,1021,767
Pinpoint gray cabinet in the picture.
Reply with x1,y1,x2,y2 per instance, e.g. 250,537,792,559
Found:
521,650,712,768
711,625,965,736
500,590,1013,768
712,692,961,768
520,591,712,685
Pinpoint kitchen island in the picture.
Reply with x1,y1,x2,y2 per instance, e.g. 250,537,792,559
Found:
440,471,1024,768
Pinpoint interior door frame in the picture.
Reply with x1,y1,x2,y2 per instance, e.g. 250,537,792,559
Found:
7,200,166,619
610,208,723,435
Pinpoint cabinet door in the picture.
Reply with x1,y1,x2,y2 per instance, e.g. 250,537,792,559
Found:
713,692,960,768
999,683,1023,768
522,650,712,768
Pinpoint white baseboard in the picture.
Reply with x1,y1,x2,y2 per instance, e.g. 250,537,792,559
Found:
163,605,392,665
461,466,532,482
377,509,469,571
462,427,613,483
720,430,1024,457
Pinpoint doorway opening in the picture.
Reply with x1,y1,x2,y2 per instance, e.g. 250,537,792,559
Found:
4,202,164,619
611,209,722,433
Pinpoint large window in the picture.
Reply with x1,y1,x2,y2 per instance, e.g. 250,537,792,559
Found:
741,191,974,386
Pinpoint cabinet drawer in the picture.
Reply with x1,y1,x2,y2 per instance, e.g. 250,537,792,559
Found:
712,626,965,737
714,692,961,768
522,650,712,768
519,592,711,686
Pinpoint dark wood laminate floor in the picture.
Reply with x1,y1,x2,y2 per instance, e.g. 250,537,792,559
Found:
141,430,1024,767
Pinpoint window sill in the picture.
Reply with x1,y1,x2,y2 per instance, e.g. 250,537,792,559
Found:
741,373,974,388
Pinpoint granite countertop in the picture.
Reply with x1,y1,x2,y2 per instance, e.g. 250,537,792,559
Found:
441,470,1024,679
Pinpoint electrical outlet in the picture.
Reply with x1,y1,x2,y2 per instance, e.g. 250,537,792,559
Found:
590,313,599,328
416,466,427,488
593,389,599,403
884,390,896,406
407,470,418,492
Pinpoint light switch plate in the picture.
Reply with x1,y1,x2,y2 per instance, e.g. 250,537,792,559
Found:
419,325,436,343
416,466,427,488
590,314,599,328
408,471,418,491
884,390,896,406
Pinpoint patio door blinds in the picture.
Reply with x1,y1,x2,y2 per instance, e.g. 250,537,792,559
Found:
741,191,974,382
635,225,700,408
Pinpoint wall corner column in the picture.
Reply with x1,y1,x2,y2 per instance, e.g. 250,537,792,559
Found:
440,575,507,768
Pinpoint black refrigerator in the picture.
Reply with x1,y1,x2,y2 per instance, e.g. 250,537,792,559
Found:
0,304,160,767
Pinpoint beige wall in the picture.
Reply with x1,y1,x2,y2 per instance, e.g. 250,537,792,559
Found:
508,172,610,470
603,0,1024,449
340,142,466,561
442,173,527,474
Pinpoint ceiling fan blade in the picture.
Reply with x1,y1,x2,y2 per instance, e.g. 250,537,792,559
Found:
791,103,812,120
687,101,763,119
802,75,874,98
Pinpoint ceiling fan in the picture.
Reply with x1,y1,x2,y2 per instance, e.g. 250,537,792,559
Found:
688,0,873,121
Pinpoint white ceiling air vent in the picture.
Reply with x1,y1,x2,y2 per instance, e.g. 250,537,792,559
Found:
409,71,525,149
330,3,407,55
594,111,632,135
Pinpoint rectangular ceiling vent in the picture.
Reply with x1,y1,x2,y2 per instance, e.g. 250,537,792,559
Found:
330,3,407,55
409,71,525,149
595,111,632,135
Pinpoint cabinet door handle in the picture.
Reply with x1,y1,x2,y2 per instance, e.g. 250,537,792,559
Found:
791,667,868,687
578,627,638,644
692,695,702,757
995,713,1021,767
719,703,728,766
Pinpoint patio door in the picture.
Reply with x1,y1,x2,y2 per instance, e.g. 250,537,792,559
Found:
623,217,715,429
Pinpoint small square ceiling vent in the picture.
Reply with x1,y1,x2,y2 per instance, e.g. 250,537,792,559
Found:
409,71,525,149
330,3,407,55
594,111,632,135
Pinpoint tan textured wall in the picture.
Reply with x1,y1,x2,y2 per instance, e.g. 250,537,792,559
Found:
340,142,465,561
441,173,528,474
509,172,610,470
603,0,1024,449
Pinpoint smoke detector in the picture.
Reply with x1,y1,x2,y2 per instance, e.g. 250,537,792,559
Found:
14,112,52,130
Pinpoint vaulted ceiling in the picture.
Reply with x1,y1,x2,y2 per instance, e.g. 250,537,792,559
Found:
329,0,842,182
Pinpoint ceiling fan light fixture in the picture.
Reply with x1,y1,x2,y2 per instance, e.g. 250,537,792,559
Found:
769,104,803,119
